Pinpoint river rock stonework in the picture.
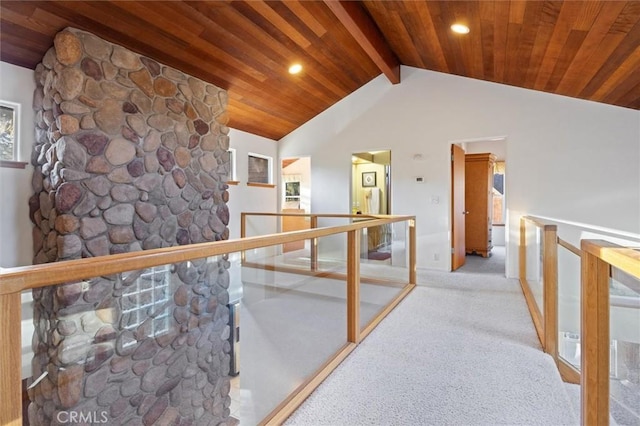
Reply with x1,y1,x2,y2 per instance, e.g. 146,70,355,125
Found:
29,28,233,425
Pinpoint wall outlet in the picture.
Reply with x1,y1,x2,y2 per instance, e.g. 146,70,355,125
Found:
433,253,439,261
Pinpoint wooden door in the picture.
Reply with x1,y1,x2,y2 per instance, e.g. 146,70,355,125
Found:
451,144,466,270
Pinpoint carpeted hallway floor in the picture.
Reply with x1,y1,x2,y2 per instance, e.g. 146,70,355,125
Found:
285,248,579,425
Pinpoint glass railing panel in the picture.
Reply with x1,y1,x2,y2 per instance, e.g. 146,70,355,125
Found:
24,256,235,425
243,214,278,238
359,221,408,331
279,214,312,268
316,218,351,273
525,221,544,315
243,215,279,265
609,267,640,425
557,245,581,369
239,239,347,425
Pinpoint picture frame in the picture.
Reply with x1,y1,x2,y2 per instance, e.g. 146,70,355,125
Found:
0,100,20,162
248,153,272,184
285,181,300,202
362,171,376,187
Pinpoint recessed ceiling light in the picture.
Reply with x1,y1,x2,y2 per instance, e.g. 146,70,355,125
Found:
289,63,303,74
451,24,470,34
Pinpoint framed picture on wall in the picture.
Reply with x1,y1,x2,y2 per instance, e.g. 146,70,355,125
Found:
248,153,272,184
0,100,20,162
285,181,300,202
362,171,376,187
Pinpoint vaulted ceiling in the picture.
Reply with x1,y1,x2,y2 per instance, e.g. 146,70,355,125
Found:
1,1,639,140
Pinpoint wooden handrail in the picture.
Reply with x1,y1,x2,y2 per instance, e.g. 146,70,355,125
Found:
1,213,417,425
581,240,640,279
520,219,640,426
579,240,639,426
557,237,582,257
521,215,558,230
0,215,414,295
243,212,393,219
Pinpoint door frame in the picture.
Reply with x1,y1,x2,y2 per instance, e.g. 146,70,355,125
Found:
451,143,466,270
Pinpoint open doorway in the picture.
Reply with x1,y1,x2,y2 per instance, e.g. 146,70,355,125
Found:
450,138,507,273
351,150,392,262
351,151,391,215
281,157,311,253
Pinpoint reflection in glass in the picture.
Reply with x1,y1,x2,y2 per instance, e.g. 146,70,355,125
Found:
360,222,408,331
525,223,544,316
28,257,233,425
609,267,640,425
239,240,347,424
557,246,581,369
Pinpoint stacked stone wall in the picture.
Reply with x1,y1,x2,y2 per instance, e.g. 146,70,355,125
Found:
28,28,233,425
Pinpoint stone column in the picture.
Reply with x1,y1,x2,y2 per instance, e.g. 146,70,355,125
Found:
28,28,233,425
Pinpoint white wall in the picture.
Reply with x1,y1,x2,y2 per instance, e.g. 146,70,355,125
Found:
0,62,36,268
279,66,640,278
1,62,37,379
464,139,507,160
226,128,279,240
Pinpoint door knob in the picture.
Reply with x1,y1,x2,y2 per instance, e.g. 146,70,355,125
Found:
463,211,469,215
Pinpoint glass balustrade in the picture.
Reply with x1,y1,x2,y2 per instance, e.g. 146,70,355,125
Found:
524,221,544,317
609,267,640,425
557,244,581,369
2,214,416,425
359,221,409,332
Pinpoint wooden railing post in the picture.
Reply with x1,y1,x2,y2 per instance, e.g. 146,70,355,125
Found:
240,212,246,264
409,218,416,284
347,229,360,343
581,240,610,426
543,225,558,358
310,215,318,271
0,293,22,425
519,217,526,284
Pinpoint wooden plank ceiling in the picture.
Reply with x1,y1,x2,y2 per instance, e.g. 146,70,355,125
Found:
1,1,639,141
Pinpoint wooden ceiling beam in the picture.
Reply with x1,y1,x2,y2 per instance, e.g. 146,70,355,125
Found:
323,0,400,84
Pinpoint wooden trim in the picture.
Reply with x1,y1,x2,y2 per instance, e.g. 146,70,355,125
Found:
0,293,21,426
557,358,580,385
522,215,556,229
520,217,545,348
0,216,414,294
581,241,611,426
247,182,276,188
226,180,239,186
557,237,582,257
519,276,545,347
0,160,28,169
261,343,357,426
360,283,415,340
241,261,407,288
409,219,416,285
582,239,640,280
519,217,527,284
347,230,361,344
543,226,558,358
322,0,400,84
310,216,318,272
245,212,399,220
